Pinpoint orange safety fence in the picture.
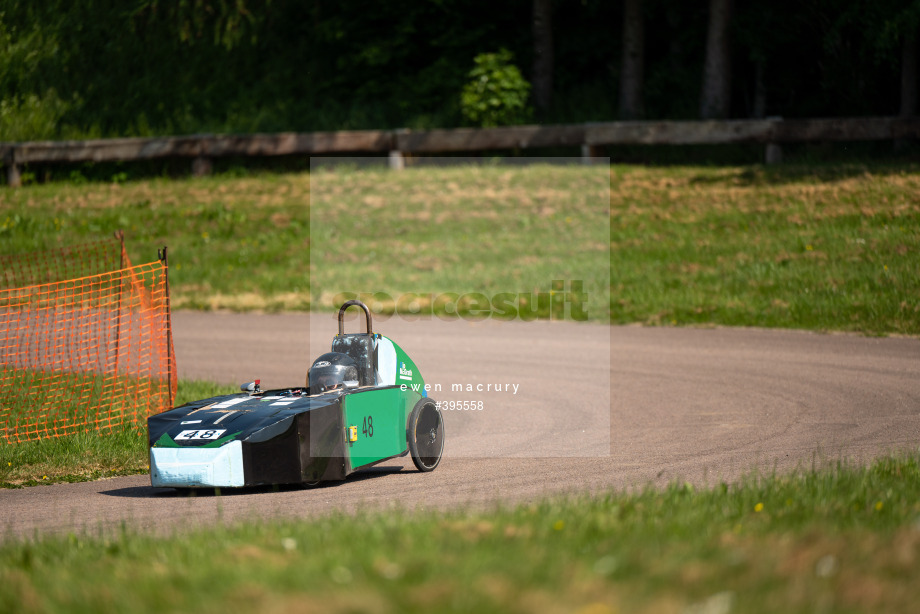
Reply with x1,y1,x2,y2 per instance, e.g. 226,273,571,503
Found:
0,247,176,443
0,234,129,289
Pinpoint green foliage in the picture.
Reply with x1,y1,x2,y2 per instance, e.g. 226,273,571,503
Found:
0,90,70,141
131,0,264,50
0,11,70,140
460,49,533,127
0,1,917,136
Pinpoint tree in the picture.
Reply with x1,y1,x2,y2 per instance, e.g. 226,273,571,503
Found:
903,30,918,116
132,0,264,49
619,0,645,119
699,0,733,119
733,1,786,118
531,0,554,113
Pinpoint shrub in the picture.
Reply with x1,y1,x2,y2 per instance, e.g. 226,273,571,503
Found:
0,90,70,141
460,49,533,127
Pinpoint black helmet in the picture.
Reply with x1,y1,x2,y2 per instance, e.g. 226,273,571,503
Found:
309,352,359,393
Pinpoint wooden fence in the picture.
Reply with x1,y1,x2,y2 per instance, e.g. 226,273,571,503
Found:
2,116,918,186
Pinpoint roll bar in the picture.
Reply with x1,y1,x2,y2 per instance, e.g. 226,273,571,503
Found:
337,300,373,336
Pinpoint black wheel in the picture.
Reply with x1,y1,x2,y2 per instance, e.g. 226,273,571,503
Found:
408,398,445,472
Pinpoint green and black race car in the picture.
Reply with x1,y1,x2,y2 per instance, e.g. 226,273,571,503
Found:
147,300,444,489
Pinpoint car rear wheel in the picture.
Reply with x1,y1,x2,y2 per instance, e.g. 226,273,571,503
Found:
408,398,445,472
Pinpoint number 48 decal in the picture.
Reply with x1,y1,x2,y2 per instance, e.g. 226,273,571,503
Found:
175,429,226,441
362,416,374,438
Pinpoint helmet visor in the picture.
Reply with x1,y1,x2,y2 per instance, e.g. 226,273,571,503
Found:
309,362,359,393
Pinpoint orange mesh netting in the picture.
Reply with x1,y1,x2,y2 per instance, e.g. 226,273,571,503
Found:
0,243,176,443
0,235,128,289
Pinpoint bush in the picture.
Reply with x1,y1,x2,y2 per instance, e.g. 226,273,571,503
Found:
0,90,71,141
460,49,533,127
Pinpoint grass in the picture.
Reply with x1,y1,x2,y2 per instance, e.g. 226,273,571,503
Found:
1,453,919,613
0,366,173,443
609,164,920,334
309,162,610,321
0,173,312,310
0,161,916,332
0,380,234,488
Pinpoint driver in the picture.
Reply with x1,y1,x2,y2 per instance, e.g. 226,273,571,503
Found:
307,352,359,394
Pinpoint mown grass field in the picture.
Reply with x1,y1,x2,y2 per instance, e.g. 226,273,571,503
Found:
309,162,610,321
2,454,919,614
609,164,920,333
0,161,917,332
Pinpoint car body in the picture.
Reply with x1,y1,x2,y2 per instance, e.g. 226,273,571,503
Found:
147,300,444,489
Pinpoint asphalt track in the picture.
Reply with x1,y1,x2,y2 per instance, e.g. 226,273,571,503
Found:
3,312,919,540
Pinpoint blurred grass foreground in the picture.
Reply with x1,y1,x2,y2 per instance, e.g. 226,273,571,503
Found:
1,453,919,613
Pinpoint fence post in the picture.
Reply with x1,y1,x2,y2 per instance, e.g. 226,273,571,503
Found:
114,230,126,377
581,144,602,164
6,164,20,187
192,155,213,176
765,143,783,164
389,128,408,170
5,146,21,187
389,150,405,170
764,116,783,165
159,246,176,406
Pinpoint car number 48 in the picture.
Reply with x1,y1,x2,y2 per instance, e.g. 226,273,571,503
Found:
175,429,226,441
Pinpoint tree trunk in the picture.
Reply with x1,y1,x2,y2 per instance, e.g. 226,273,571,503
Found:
700,0,733,119
753,61,766,118
619,0,645,120
532,0,554,114
901,29,918,117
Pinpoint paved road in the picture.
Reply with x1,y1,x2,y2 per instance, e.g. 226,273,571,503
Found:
3,312,918,540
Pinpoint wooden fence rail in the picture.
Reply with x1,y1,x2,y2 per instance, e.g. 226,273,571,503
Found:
2,116,918,186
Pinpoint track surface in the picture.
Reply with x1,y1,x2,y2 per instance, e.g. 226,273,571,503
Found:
3,312,919,540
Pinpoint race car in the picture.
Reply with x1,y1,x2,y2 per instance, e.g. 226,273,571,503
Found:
147,300,445,490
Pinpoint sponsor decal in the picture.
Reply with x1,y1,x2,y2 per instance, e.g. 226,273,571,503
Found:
180,420,202,425
398,361,413,381
271,400,296,406
314,360,332,368
153,431,241,448
212,397,250,409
